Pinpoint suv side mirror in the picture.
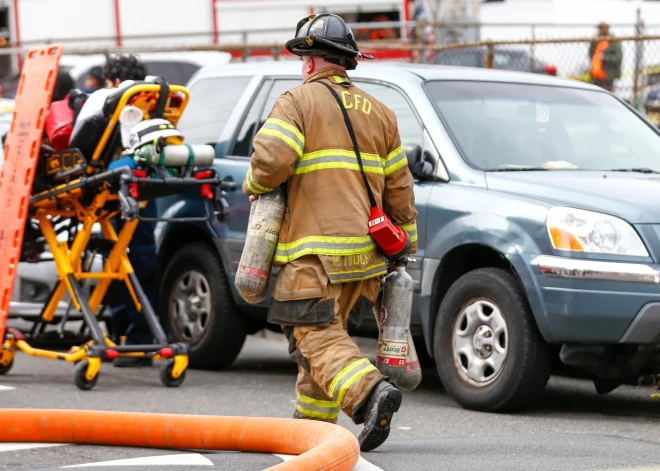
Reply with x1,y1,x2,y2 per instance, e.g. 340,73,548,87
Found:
405,143,434,180
405,145,422,173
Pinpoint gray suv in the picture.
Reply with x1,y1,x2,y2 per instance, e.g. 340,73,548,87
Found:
154,60,660,412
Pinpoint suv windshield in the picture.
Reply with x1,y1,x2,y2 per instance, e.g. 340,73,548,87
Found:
425,80,660,172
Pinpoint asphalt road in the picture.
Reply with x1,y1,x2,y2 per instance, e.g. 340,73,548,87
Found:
2,330,660,471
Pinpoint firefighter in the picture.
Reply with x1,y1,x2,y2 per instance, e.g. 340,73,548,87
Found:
242,13,418,452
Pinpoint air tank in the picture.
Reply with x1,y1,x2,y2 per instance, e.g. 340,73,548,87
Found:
394,336,422,391
235,187,286,304
133,143,215,167
375,264,414,382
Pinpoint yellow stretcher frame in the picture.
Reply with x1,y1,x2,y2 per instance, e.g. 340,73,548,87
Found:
0,78,209,390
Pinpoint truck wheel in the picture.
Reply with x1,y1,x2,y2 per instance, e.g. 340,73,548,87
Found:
159,242,247,370
433,268,551,412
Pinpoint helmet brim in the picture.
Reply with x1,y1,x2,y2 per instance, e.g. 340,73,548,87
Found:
285,36,373,70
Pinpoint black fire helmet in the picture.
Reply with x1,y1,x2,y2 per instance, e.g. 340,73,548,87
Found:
285,13,374,70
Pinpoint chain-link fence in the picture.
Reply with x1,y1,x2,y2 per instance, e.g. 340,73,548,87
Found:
397,33,660,123
6,21,660,123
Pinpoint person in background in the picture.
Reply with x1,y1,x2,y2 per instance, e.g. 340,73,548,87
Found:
70,54,147,142
52,70,74,102
82,66,104,93
589,22,622,92
357,13,397,41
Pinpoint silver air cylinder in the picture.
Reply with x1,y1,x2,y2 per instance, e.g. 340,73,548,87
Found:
394,336,422,391
235,187,286,304
376,265,414,382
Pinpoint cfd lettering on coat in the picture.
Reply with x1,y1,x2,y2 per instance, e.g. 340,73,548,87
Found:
338,91,372,115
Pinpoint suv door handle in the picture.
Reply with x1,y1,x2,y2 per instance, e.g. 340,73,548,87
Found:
221,176,237,192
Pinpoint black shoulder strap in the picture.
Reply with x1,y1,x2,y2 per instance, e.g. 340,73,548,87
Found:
313,79,378,208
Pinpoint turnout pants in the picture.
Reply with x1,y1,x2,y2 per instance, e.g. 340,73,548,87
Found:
269,255,383,423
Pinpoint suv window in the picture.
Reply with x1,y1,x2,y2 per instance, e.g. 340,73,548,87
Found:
231,80,273,156
144,61,201,86
177,76,251,145
354,81,424,147
229,79,423,155
260,79,301,121
230,78,301,157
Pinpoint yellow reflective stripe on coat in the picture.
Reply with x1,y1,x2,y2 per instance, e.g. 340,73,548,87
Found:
332,75,352,86
328,358,379,407
326,261,388,283
294,149,384,175
400,222,418,243
245,167,274,195
295,393,340,420
258,118,304,157
274,235,376,263
384,145,408,176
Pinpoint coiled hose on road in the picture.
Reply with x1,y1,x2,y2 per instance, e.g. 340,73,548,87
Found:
0,409,360,471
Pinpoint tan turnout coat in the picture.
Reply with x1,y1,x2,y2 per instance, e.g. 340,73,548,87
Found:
242,67,418,307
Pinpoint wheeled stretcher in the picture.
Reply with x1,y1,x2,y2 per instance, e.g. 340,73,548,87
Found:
0,49,233,390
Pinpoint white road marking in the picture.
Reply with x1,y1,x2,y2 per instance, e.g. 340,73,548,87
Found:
0,385,15,391
600,468,660,471
276,453,385,471
0,443,66,452
397,426,411,430
351,457,387,471
61,453,214,467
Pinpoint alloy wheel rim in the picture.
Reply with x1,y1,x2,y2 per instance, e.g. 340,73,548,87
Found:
451,298,509,386
170,270,212,344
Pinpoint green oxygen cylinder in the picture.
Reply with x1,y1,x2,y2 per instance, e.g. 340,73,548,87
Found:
133,143,215,167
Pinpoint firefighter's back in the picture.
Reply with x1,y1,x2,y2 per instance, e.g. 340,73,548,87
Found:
279,70,404,250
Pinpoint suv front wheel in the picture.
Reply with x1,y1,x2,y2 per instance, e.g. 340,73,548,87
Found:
434,267,551,412
159,242,247,370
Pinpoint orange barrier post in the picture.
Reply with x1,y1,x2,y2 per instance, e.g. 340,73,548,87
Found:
0,409,360,471
0,44,63,341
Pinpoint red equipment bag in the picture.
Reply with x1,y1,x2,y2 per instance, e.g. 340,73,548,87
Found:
45,95,74,150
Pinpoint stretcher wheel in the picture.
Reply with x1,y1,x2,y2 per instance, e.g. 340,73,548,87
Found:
0,359,13,375
74,360,99,391
160,359,185,387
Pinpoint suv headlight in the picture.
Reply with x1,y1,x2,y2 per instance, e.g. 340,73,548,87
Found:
546,206,649,257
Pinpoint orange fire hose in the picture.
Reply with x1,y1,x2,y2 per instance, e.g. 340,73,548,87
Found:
0,409,360,471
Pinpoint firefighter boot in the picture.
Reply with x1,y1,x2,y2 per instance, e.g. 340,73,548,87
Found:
356,379,402,452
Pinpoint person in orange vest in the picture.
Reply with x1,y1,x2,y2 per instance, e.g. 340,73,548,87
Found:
357,13,397,41
589,22,622,92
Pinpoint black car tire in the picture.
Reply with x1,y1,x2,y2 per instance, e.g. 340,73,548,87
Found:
434,268,551,412
159,242,247,370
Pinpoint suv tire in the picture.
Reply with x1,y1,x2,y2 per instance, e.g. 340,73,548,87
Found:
433,267,551,412
159,242,247,370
